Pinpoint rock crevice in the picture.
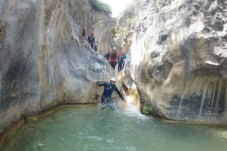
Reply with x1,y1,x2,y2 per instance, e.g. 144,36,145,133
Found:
115,0,227,122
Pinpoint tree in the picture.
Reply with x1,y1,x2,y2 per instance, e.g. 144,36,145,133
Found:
89,0,112,15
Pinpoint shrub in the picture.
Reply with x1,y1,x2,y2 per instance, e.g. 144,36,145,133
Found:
89,0,112,15
142,105,151,115
121,4,134,17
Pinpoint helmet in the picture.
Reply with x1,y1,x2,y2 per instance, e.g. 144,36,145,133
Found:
110,77,116,82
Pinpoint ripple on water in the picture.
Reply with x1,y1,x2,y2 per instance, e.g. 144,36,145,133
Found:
1,105,227,151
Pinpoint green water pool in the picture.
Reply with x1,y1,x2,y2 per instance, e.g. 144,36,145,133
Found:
1,105,227,151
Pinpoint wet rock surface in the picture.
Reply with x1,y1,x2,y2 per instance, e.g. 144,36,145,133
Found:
115,0,227,122
0,0,114,132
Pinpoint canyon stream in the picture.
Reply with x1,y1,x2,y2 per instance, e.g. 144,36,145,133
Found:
1,105,227,151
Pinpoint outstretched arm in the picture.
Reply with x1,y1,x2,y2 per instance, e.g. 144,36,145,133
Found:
115,87,125,101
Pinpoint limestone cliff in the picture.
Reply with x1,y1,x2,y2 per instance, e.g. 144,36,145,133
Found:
0,0,114,132
115,0,227,123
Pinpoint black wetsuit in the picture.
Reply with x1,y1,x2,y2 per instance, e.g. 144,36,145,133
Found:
87,36,95,49
97,82,124,110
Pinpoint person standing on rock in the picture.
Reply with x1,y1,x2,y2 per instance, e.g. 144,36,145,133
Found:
87,32,95,49
82,27,86,40
110,47,117,70
97,78,125,111
118,52,126,71
105,49,111,61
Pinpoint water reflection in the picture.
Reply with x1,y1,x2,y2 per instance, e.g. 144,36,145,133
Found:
1,105,227,151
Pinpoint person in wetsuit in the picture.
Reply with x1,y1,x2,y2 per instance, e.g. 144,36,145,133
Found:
118,52,126,71
82,27,86,39
105,49,111,61
97,77,125,110
87,32,95,49
110,48,117,69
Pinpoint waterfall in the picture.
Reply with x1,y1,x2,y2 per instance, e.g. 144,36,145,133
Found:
215,78,223,112
123,82,142,117
197,77,224,118
125,94,145,118
177,92,185,120
126,95,135,109
198,77,210,118
176,76,225,120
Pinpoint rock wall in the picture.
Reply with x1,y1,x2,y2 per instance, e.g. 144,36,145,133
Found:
0,0,114,132
115,0,227,123
68,0,116,53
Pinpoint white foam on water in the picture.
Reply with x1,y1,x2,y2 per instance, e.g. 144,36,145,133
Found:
87,136,104,141
38,143,45,147
122,96,149,120
215,131,227,140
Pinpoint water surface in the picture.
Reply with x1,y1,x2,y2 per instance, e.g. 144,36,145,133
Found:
1,105,227,151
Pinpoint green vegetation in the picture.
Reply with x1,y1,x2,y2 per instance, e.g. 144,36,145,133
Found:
111,29,116,36
121,3,134,17
142,105,151,115
117,3,136,27
89,0,112,15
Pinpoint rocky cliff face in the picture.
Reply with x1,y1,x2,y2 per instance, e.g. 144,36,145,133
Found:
115,0,227,123
0,0,114,132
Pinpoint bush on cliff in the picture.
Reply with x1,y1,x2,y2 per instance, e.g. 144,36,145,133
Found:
89,0,112,15
121,3,134,17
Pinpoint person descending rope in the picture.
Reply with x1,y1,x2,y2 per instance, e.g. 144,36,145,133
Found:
87,32,95,49
118,52,126,71
97,78,125,111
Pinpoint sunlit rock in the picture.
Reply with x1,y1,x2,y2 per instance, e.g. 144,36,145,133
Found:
0,0,114,132
115,0,227,122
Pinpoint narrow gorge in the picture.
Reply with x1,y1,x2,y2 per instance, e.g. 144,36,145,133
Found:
115,0,227,122
0,0,115,134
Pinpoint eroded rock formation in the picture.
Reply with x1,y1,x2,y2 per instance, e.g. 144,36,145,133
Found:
115,0,227,122
0,0,114,132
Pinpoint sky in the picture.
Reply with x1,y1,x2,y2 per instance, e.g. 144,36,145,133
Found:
100,0,133,17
